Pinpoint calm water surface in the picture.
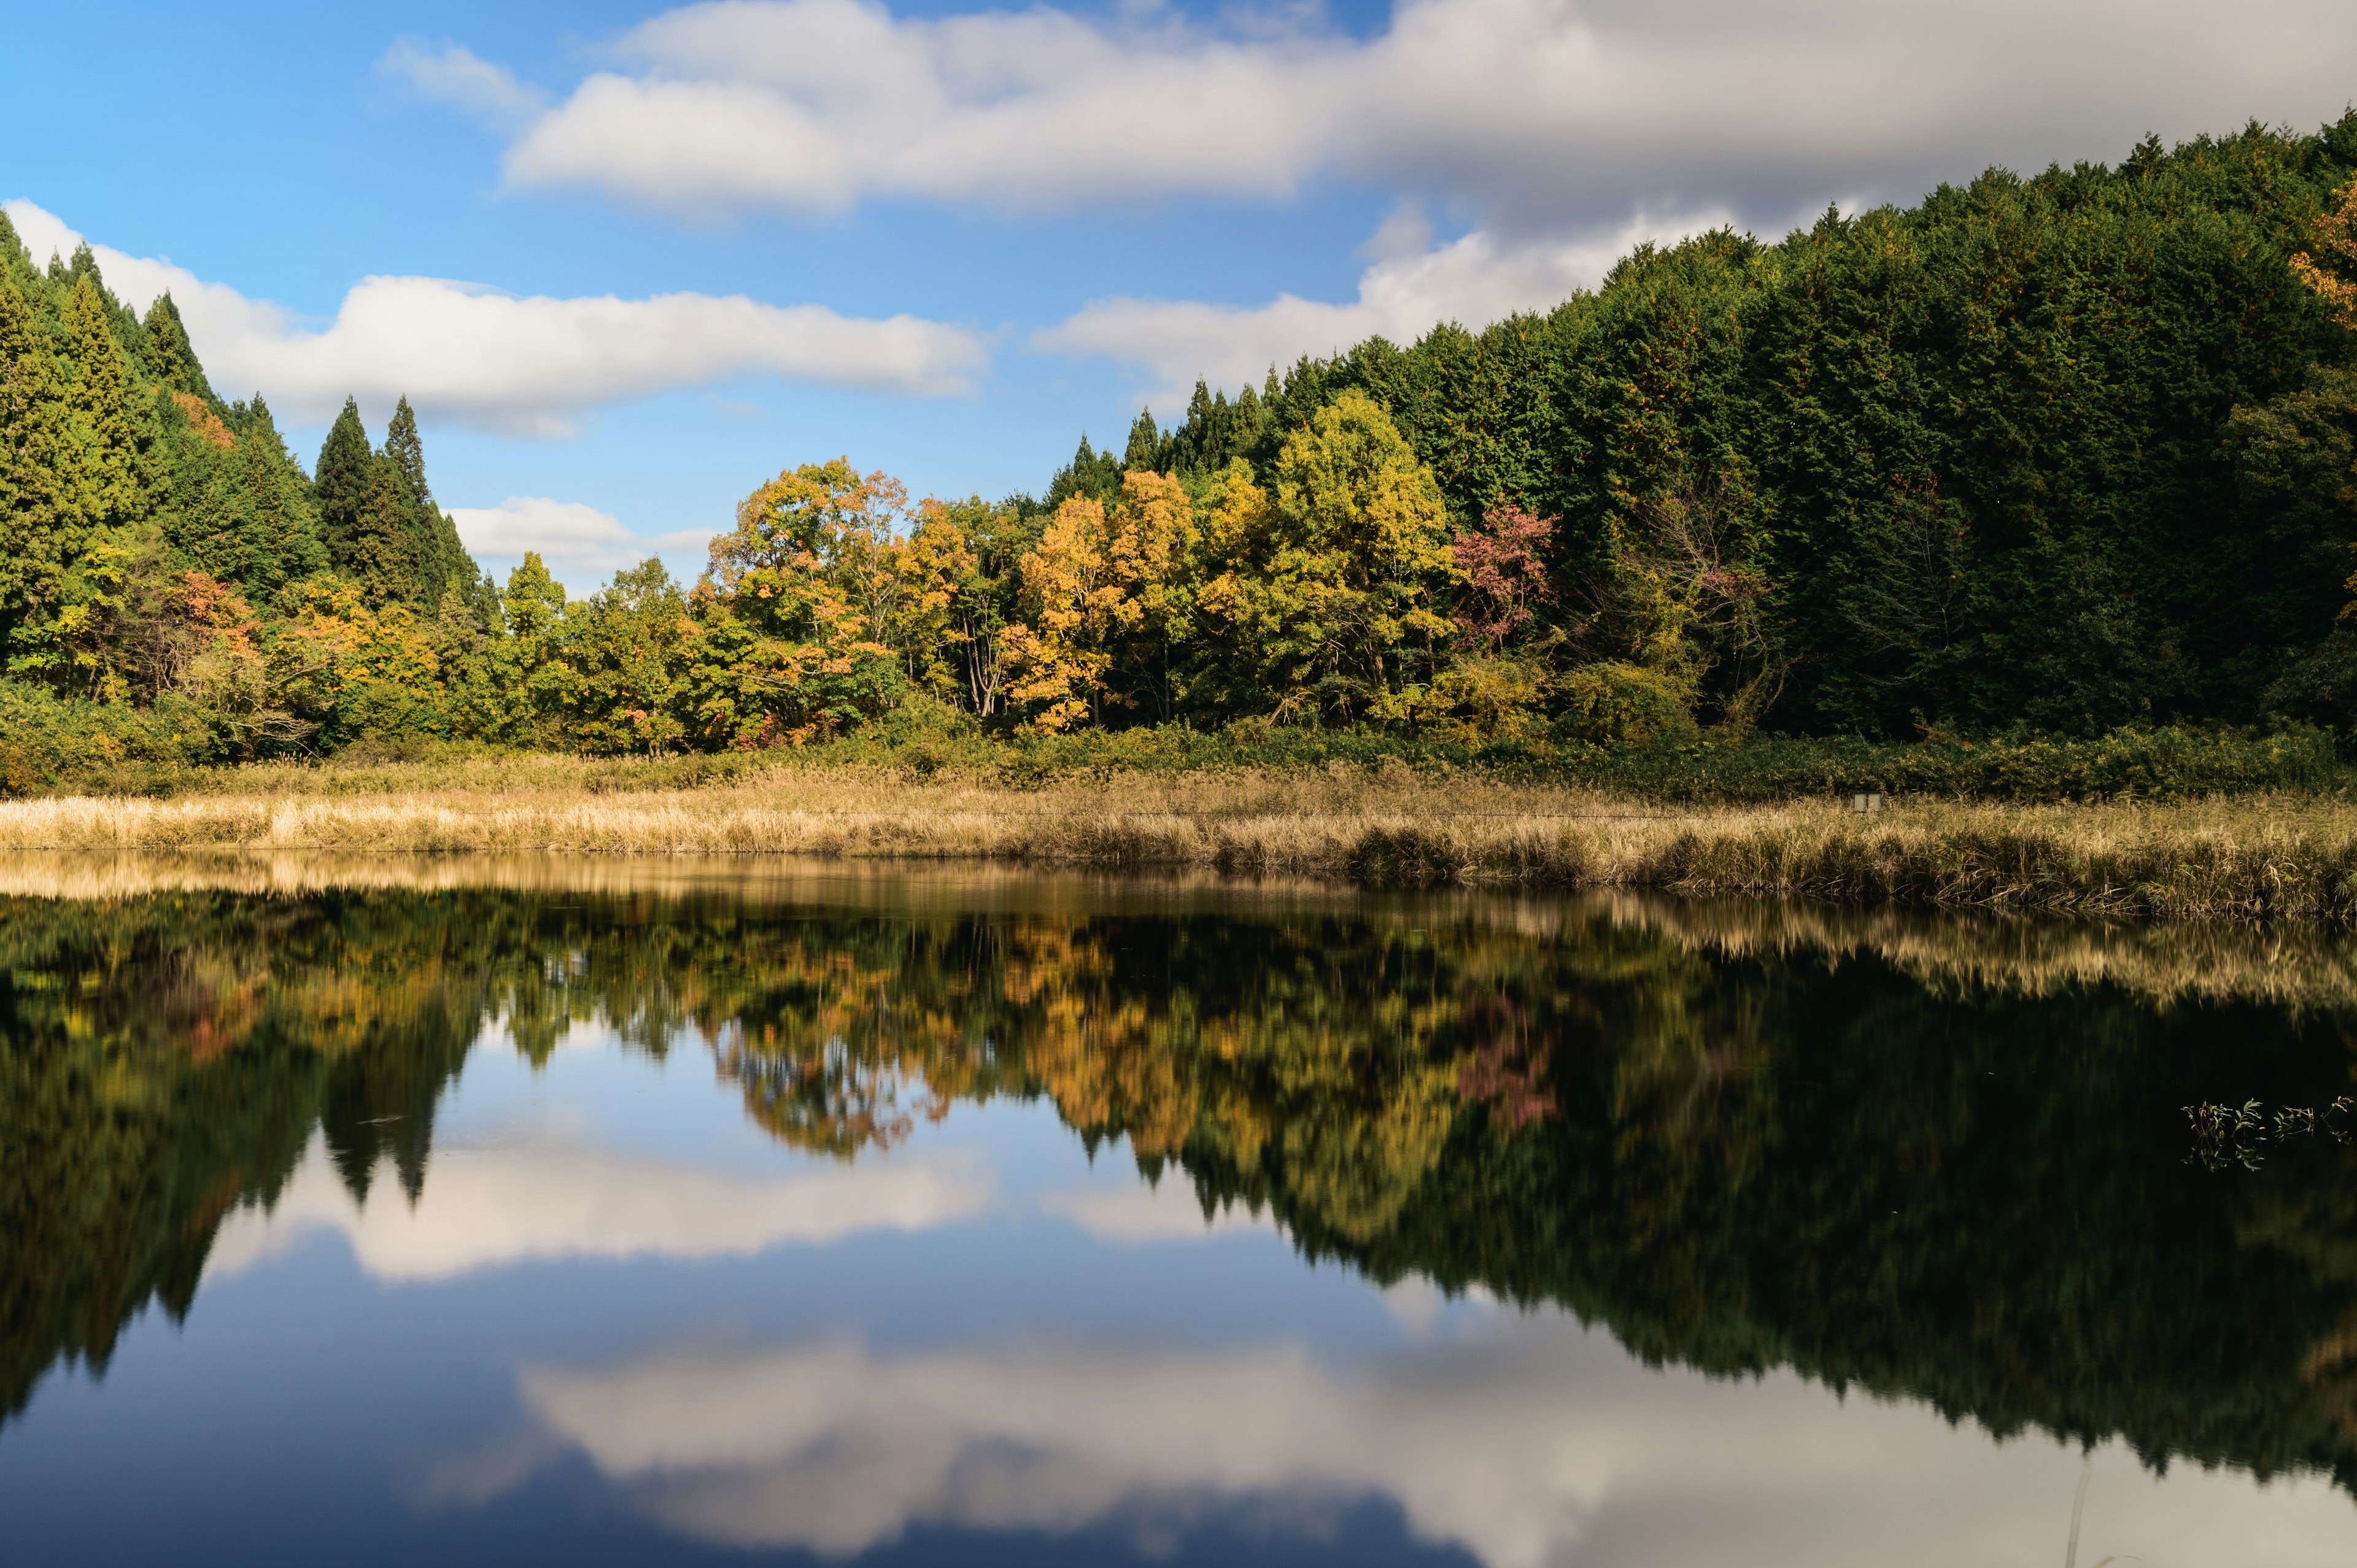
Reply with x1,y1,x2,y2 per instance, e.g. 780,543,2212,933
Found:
6,860,2357,1566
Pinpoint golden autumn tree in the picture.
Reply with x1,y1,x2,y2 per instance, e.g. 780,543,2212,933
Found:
1202,392,1458,725
2294,177,2357,330
1004,495,1122,732
1102,469,1199,722
686,458,905,746
277,578,444,742
899,496,1021,718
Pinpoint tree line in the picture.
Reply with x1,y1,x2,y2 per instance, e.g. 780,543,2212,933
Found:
2,114,2355,766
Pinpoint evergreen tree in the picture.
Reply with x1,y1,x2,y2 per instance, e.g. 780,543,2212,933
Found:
1121,407,1166,474
312,398,372,566
0,271,70,631
1044,436,1121,508
349,456,420,608
56,275,149,529
382,396,430,512
229,396,328,594
139,295,215,403
381,396,476,604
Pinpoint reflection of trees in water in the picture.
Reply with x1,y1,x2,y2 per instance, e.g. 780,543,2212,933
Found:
7,887,2357,1502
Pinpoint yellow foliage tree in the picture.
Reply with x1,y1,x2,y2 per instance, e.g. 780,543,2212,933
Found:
1103,469,1198,721
899,496,1013,717
1004,495,1120,732
2294,177,2357,331
1213,391,1459,724
689,458,904,745
279,578,444,740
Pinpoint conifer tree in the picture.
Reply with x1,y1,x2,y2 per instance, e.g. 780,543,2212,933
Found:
380,395,475,603
139,295,215,402
1121,408,1164,474
383,396,430,512
231,397,328,593
58,275,149,530
0,271,64,609
312,398,373,565
349,456,421,608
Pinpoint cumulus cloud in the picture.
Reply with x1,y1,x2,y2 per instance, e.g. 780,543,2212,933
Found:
432,0,2357,227
204,1133,989,1283
457,1319,2357,1567
446,496,714,582
1037,208,1731,407
2,199,988,437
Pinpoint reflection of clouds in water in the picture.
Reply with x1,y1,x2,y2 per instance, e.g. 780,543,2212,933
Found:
462,1318,2357,1568
204,1134,989,1283
1378,1275,1457,1338
1036,1178,1269,1245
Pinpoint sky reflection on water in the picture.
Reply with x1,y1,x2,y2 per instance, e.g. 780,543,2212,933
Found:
4,865,2357,1566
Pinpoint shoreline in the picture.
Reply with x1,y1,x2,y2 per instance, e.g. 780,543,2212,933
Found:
0,773,2350,919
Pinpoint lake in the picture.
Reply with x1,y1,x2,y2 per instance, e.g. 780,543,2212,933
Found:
4,856,2356,1566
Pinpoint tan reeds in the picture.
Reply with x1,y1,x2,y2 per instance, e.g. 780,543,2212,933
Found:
0,771,2353,919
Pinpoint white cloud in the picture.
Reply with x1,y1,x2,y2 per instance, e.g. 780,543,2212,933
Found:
463,1319,2357,1567
433,0,2357,226
446,496,714,584
2,199,988,437
204,1134,990,1283
1037,210,1729,407
379,39,547,126
448,496,639,563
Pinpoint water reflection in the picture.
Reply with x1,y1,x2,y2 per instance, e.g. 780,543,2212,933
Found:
4,859,2357,1562
205,1133,988,1284
466,1323,2356,1568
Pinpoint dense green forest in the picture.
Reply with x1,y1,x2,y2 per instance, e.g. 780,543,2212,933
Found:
9,882,2357,1491
2,115,2355,773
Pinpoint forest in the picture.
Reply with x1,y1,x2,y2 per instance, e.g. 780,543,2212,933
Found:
2,115,2356,776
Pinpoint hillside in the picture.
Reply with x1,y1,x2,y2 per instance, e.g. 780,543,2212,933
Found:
1,114,2355,778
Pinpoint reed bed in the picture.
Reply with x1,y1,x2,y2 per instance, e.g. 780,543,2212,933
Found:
0,768,2351,919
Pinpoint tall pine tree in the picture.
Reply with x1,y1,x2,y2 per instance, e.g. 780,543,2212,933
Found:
140,295,215,403
381,395,474,604
313,397,373,567
58,274,149,530
349,455,420,608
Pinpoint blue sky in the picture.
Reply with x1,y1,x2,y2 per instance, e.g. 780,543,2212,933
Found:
5,0,2353,590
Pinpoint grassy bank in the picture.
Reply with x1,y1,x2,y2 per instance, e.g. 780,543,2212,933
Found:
0,767,2355,918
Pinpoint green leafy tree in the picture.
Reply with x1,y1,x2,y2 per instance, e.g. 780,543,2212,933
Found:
563,558,688,752
1238,390,1460,724
498,552,571,747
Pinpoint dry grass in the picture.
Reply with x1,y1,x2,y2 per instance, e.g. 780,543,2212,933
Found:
0,768,2352,919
